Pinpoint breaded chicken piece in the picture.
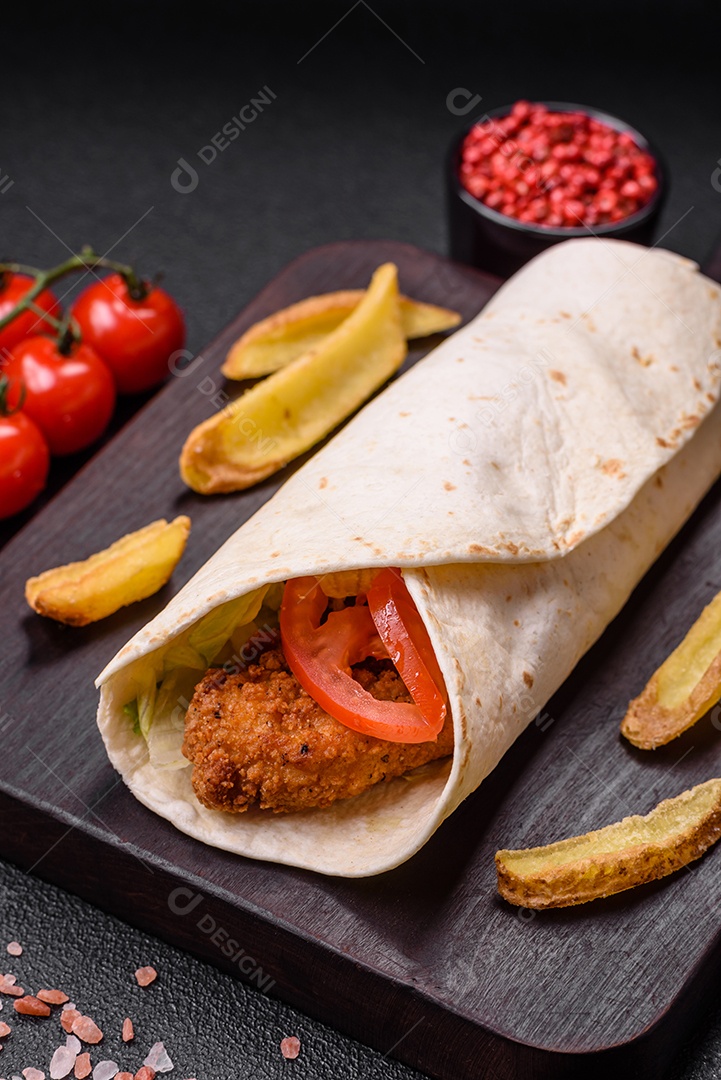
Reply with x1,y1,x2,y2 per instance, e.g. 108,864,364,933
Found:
183,648,453,814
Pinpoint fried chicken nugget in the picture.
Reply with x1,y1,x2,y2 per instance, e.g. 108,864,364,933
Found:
183,649,453,814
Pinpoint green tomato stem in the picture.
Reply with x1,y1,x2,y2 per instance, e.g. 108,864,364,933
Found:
56,312,82,357
0,374,25,417
0,249,149,335
0,262,45,278
26,301,63,333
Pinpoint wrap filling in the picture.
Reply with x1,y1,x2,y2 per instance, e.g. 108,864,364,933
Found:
124,568,451,814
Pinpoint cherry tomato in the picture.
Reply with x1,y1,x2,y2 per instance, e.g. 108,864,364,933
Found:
0,273,60,354
4,336,116,455
280,572,447,743
71,273,185,394
0,406,50,519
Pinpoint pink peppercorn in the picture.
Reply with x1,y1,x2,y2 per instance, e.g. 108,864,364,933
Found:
459,101,658,228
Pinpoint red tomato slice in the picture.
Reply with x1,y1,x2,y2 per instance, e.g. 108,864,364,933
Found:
280,572,447,743
366,568,447,734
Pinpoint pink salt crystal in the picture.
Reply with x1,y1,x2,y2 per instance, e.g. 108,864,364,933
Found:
0,1022,10,1037
5,946,21,959
62,1005,76,1012
133,1070,155,1080
91,1064,117,1080
0,977,23,998
37,991,69,1006
133,968,156,988
60,1010,81,1035
49,1046,76,1079
74,1056,91,1080
71,1016,103,1045
65,1038,81,1056
14,997,51,1017
115,1075,134,1080
22,1071,45,1080
121,1019,133,1043
142,1043,172,1073
280,1036,301,1059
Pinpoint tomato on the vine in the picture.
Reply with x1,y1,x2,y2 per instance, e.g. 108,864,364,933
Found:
4,336,116,456
0,273,60,354
0,378,49,519
72,273,185,394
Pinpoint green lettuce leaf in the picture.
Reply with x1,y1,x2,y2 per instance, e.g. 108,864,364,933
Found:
147,667,201,770
124,585,274,753
137,674,158,741
187,587,267,666
123,700,141,736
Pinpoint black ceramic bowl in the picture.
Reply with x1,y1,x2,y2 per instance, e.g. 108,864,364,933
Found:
447,101,666,278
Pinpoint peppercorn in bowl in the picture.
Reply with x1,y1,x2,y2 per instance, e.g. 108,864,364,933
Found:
447,100,665,275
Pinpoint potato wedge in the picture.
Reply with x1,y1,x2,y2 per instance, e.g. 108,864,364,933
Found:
180,263,406,494
621,591,721,749
25,516,191,626
495,778,721,909
221,290,460,380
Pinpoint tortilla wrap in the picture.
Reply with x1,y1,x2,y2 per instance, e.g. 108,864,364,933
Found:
96,238,721,877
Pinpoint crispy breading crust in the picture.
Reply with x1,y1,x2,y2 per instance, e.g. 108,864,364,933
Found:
183,649,453,814
495,778,721,909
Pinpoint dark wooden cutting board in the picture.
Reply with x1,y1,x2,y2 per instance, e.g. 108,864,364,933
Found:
2,240,721,1080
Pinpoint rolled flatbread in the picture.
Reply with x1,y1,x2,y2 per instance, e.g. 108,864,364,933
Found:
96,238,721,876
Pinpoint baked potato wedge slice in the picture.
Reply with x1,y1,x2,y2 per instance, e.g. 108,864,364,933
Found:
180,263,406,494
25,516,191,626
621,591,721,749
495,778,721,909
221,289,460,380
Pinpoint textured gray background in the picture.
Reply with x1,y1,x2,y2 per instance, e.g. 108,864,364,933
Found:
1,1,721,1076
